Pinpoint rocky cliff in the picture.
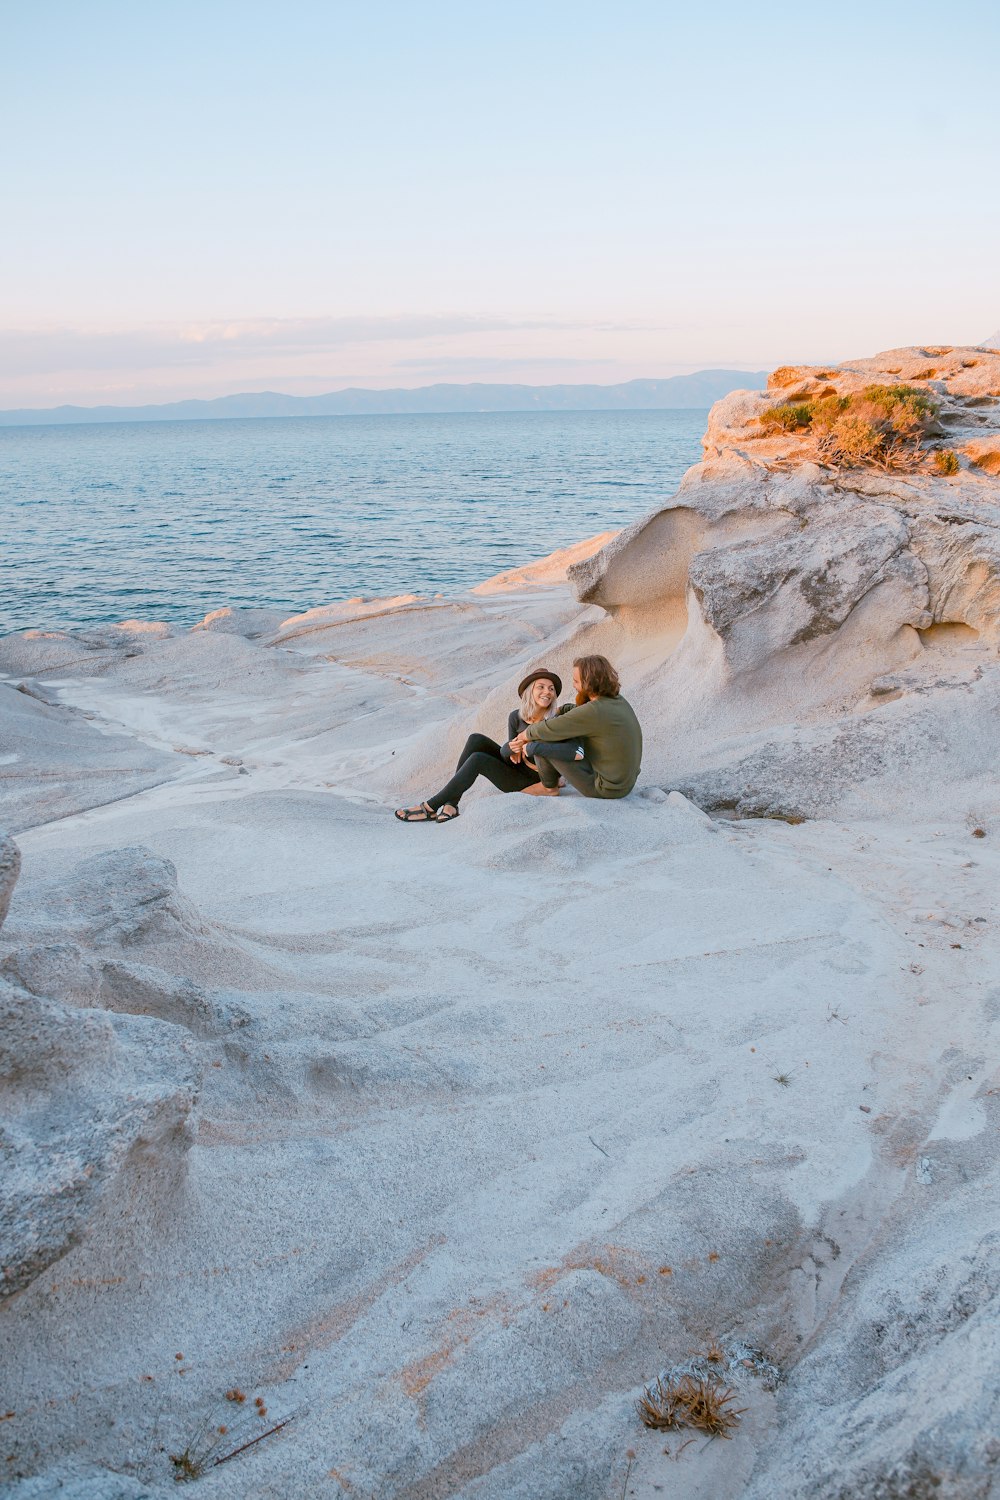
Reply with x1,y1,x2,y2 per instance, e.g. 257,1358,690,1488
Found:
566,345,1000,825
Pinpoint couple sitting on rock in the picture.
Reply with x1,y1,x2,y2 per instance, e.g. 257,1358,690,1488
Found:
395,654,642,824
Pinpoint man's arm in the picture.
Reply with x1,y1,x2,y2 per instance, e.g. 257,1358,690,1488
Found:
521,700,600,744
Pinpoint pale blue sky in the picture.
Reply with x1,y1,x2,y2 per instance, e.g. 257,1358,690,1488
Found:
4,0,998,405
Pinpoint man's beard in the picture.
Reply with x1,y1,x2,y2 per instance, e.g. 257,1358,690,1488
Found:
575,691,588,706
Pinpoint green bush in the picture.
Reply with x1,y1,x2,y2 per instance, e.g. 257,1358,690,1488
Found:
758,402,815,431
934,449,961,475
758,384,939,471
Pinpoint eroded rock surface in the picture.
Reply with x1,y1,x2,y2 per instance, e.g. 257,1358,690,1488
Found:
1,349,999,1498
0,977,198,1301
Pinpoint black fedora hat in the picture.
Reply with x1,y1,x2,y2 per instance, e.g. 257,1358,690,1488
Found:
517,667,562,698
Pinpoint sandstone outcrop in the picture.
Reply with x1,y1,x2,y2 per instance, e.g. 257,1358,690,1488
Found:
568,345,1000,817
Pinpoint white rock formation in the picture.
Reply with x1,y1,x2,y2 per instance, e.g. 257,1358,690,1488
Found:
0,845,200,1306
1,346,998,1499
567,344,1000,823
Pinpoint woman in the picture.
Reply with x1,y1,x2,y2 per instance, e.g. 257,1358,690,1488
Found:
395,668,563,823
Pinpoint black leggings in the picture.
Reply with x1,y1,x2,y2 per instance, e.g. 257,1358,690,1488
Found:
427,733,540,811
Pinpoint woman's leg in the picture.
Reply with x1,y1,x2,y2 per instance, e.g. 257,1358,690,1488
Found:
524,739,585,765
426,751,537,812
453,733,503,771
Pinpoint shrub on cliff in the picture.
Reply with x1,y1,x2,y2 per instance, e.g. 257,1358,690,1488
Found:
759,401,815,431
759,384,939,471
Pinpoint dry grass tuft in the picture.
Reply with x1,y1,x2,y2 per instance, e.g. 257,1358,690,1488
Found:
912,367,938,380
636,1374,746,1439
169,1449,203,1482
759,384,939,471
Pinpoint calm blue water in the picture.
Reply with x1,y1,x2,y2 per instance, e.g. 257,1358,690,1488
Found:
0,410,705,633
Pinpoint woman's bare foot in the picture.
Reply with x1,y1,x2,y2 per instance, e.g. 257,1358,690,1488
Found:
522,783,560,796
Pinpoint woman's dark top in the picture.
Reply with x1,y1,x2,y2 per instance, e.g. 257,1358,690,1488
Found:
500,709,528,760
500,708,560,760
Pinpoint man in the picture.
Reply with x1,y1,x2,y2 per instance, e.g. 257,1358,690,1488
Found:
510,654,641,799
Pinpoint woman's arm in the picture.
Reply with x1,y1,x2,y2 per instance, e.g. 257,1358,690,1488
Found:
500,707,522,762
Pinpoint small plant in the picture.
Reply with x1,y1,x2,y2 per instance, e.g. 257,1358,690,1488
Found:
636,1376,690,1432
759,384,939,471
772,1071,794,1087
636,1374,745,1438
759,401,814,431
934,449,960,475
169,1427,223,1483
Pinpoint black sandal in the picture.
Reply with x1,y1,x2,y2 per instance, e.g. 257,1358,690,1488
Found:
395,802,436,822
435,804,459,822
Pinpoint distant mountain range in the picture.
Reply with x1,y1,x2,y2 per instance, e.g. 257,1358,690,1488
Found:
0,370,768,427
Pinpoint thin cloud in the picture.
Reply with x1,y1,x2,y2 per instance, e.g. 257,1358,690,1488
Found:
393,355,619,373
0,314,603,378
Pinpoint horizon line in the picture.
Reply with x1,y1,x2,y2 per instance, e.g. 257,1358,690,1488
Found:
0,367,770,427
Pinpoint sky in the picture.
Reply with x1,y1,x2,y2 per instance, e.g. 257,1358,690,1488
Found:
4,0,999,408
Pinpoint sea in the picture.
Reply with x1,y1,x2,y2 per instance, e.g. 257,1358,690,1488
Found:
0,409,706,634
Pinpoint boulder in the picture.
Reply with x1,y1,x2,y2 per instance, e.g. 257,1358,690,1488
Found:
192,604,287,637
0,977,199,1300
24,847,211,950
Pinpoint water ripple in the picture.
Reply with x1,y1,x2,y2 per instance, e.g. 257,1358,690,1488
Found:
0,409,705,632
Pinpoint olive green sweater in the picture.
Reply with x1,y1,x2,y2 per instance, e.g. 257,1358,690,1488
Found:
526,695,642,798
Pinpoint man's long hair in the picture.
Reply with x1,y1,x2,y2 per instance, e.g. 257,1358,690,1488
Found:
574,654,620,702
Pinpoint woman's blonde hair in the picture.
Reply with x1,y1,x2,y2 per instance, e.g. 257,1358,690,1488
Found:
520,677,559,723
